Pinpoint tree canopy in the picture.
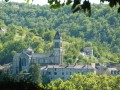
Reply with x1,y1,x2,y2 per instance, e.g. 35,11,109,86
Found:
3,0,120,16
0,2,120,64
46,73,120,90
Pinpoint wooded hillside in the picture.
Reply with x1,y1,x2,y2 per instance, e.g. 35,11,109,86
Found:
0,2,120,64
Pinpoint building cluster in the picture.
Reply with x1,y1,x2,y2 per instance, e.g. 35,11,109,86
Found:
96,63,120,76
0,31,120,81
0,63,12,74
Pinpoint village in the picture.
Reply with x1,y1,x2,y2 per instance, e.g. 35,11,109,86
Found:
0,31,120,82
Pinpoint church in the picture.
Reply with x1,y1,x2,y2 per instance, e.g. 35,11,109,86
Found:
12,31,63,74
12,31,95,81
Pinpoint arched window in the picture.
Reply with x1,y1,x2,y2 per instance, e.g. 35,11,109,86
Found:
55,42,60,48
22,58,26,66
19,58,22,72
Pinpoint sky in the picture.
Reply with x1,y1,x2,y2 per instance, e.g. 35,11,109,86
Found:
0,0,102,5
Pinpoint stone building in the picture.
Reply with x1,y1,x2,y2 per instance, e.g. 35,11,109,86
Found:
105,68,120,75
12,31,63,74
41,64,95,81
0,63,12,74
12,31,96,81
83,47,93,57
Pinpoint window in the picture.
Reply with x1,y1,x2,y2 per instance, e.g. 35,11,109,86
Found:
48,72,51,75
39,60,41,63
55,42,59,48
118,71,120,74
55,68,56,71
66,72,68,75
43,59,45,63
54,72,57,75
117,71,119,74
82,71,84,75
111,71,114,75
62,72,64,75
16,69,18,73
22,58,26,66
114,71,117,75
70,72,71,75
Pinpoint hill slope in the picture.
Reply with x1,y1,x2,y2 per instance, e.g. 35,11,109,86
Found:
0,2,120,64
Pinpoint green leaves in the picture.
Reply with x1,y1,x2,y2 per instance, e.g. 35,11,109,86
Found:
0,2,120,64
100,0,120,13
5,0,9,2
48,0,54,5
3,0,120,15
66,0,72,5
26,0,31,3
82,0,91,16
46,73,120,90
71,0,91,16
71,0,81,13
48,0,62,9
29,63,41,84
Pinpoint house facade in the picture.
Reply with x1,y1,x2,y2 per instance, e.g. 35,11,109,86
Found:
41,64,95,81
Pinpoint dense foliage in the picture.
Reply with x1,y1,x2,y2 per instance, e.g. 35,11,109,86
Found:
4,0,120,15
46,73,120,90
2,72,120,90
0,2,120,64
0,72,44,90
29,63,41,84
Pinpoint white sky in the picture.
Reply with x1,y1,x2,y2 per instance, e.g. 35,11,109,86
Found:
0,0,102,5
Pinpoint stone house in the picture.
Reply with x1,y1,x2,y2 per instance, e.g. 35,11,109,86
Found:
41,64,95,81
83,47,93,57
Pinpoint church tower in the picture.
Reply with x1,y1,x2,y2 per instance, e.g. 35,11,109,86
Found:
53,31,62,65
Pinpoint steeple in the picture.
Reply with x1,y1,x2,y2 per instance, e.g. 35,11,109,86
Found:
25,35,34,55
54,31,61,48
54,31,61,39
53,30,62,65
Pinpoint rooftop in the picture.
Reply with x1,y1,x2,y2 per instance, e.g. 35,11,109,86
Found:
41,64,94,70
84,47,93,51
107,68,117,71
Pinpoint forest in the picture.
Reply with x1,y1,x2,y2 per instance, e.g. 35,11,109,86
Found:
0,2,120,65
1,72,120,90
46,73,120,90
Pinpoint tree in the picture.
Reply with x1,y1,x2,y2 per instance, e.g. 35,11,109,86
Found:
29,63,41,84
43,30,55,42
0,72,13,82
46,73,120,90
0,72,45,90
47,78,63,90
4,0,120,16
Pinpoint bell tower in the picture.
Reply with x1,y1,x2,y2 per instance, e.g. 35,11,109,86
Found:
53,31,62,65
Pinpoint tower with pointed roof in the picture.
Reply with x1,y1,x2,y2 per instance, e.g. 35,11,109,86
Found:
53,31,62,65
12,31,63,74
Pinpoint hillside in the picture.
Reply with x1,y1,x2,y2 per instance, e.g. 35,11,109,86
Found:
0,2,120,64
